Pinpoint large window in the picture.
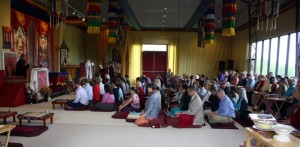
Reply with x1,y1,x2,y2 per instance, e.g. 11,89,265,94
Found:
251,33,296,77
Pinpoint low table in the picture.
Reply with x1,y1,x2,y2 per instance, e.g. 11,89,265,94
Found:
0,111,17,124
52,99,72,109
0,125,16,147
17,112,54,126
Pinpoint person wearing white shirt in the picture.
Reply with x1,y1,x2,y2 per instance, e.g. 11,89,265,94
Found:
82,78,93,101
98,77,105,95
67,79,89,108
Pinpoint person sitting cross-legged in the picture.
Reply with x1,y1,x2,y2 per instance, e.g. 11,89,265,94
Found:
66,79,89,109
176,86,205,127
119,87,141,112
93,85,115,111
205,89,235,124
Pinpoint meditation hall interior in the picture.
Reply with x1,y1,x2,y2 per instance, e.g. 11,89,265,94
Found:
1,0,300,147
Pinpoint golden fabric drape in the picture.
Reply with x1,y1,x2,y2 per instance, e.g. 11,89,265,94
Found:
167,39,178,75
119,25,130,77
97,25,109,65
178,32,232,77
129,38,142,85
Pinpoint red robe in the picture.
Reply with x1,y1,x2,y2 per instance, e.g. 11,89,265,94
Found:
290,104,300,128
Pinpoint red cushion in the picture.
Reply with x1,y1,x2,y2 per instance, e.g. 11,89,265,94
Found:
166,117,179,126
12,126,34,133
178,114,195,128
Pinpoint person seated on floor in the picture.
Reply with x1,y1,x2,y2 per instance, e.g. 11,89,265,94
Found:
175,86,205,127
204,84,220,111
168,84,191,117
66,79,89,109
197,80,207,99
220,80,231,96
119,87,141,112
276,77,287,96
82,78,93,103
135,83,161,126
237,73,247,87
235,88,248,119
136,80,145,109
111,80,121,105
279,77,298,117
92,78,101,103
282,84,300,129
93,85,115,111
205,89,235,124
98,77,105,97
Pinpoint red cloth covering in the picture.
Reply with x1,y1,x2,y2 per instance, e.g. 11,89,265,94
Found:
93,84,101,102
289,104,300,128
178,114,195,128
137,87,145,109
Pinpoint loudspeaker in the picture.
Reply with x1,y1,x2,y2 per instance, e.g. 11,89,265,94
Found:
227,60,234,70
218,61,226,72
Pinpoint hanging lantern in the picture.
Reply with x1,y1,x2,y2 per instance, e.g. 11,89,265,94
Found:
108,0,119,44
87,0,101,34
204,1,215,45
222,0,237,36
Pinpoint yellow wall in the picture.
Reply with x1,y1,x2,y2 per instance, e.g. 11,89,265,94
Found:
232,6,296,72
131,31,233,77
59,24,85,66
85,34,100,72
0,0,11,70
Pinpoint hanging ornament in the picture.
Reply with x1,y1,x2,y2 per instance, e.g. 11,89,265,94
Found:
87,0,101,34
222,0,237,36
48,0,56,28
198,18,205,48
204,1,215,45
108,0,119,44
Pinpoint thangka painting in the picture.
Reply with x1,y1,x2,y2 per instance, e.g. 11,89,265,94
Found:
2,51,18,76
13,27,26,57
2,26,12,49
39,34,48,68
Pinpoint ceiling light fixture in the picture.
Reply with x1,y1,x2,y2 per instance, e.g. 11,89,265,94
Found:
82,18,85,21
68,4,87,22
162,1,167,30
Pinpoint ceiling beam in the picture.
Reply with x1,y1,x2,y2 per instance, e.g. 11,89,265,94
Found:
184,0,214,31
116,0,142,31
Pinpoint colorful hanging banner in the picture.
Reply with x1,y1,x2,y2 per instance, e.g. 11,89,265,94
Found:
222,0,237,36
204,1,215,45
108,0,119,44
87,0,101,34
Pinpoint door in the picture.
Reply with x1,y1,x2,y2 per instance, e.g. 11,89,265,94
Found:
142,51,167,81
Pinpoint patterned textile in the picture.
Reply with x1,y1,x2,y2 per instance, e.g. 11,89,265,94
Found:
17,112,54,120
87,0,101,34
204,1,215,45
222,0,237,36
108,0,119,43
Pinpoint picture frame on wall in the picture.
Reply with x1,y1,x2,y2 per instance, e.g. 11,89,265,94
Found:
2,26,12,49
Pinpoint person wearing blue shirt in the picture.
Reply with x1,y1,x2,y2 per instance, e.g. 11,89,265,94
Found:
205,89,235,123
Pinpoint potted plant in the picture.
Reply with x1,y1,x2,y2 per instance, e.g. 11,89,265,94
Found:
40,86,52,102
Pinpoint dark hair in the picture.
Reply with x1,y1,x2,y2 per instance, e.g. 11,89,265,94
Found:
92,78,99,84
270,77,276,83
130,87,139,94
147,83,158,91
82,78,88,84
104,85,112,94
125,75,129,78
182,84,188,91
199,80,205,87
187,85,195,91
74,79,81,85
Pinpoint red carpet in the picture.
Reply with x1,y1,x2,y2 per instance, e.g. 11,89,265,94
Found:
112,112,129,119
205,117,238,129
6,125,48,137
8,143,23,147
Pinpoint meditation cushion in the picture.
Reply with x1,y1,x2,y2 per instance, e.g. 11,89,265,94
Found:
209,121,235,126
166,117,179,126
112,112,129,119
12,126,34,133
178,114,197,128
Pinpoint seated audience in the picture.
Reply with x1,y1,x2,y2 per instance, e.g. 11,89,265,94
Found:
98,77,105,97
220,81,231,95
136,81,145,109
230,74,239,86
204,84,220,112
237,73,247,87
280,77,297,117
283,84,300,128
82,78,93,103
92,78,101,102
135,83,161,126
111,80,121,105
276,77,287,96
168,84,191,116
119,87,141,112
176,86,205,127
66,79,89,109
205,89,235,123
93,85,115,111
235,88,248,118
245,73,255,90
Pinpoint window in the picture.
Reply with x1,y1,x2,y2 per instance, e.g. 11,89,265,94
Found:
269,37,278,75
277,35,288,76
142,44,167,52
262,40,270,75
251,33,296,77
288,33,296,77
255,41,262,74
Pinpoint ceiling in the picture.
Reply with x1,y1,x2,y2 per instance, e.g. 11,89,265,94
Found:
64,0,292,30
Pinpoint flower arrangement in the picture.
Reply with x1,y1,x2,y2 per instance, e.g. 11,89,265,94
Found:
40,86,52,97
57,82,66,86
25,83,35,97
